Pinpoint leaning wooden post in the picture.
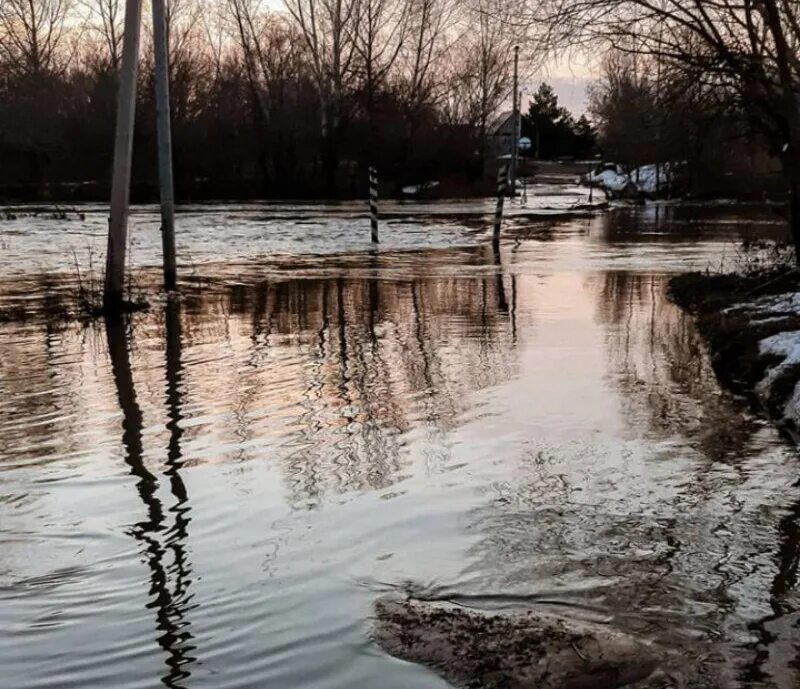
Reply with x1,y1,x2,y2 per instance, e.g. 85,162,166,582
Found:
105,0,144,310
152,0,177,292
369,166,379,244
493,163,508,253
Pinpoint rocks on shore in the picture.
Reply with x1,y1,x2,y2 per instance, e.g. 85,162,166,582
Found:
373,595,658,689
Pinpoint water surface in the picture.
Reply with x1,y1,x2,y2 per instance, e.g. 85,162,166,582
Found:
1,201,798,688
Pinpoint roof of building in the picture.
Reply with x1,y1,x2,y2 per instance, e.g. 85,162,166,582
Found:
491,111,515,135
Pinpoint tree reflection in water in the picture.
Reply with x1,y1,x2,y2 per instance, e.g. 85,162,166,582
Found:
182,273,517,507
603,271,800,686
7,212,800,689
595,271,761,456
598,270,800,687
461,269,800,689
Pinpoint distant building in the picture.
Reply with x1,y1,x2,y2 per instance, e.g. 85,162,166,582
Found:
491,111,519,157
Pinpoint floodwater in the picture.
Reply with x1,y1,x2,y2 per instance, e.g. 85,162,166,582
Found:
1,196,798,689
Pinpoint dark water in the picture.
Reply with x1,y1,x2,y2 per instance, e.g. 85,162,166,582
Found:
1,203,799,688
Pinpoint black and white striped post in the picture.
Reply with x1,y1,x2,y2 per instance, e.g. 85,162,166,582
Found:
493,163,508,252
369,167,379,244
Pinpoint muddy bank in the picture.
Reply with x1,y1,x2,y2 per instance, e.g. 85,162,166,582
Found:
668,269,800,434
373,596,658,689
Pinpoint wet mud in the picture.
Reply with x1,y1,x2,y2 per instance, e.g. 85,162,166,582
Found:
373,596,659,689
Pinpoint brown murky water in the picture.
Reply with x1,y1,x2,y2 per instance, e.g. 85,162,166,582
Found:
1,202,798,688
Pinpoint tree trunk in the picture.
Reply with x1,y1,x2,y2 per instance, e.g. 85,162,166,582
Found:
244,81,271,196
322,106,339,197
323,137,338,196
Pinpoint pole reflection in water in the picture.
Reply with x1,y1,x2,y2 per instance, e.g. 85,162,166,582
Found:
5,206,800,689
368,260,380,348
493,243,509,315
335,279,354,425
105,310,195,689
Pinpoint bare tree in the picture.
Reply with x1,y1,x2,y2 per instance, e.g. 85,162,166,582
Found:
530,0,800,261
282,0,359,136
353,0,408,126
462,1,516,146
589,52,660,171
203,0,228,82
398,0,452,111
221,0,311,188
163,0,203,70
158,0,208,126
280,0,362,189
0,0,75,77
222,0,293,110
80,0,123,70
0,0,518,197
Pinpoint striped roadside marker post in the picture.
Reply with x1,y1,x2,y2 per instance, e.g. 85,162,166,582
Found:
494,163,508,251
369,167,379,244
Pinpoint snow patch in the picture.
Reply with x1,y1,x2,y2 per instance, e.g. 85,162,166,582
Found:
746,293,800,425
585,163,673,195
784,381,800,424
720,289,800,428
723,291,800,318
402,181,440,195
757,330,800,397
634,164,672,194
592,168,631,193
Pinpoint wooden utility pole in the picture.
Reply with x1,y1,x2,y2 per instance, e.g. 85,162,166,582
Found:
509,46,520,197
152,0,177,292
105,0,143,310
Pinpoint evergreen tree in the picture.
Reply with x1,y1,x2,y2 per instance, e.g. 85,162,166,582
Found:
522,83,597,159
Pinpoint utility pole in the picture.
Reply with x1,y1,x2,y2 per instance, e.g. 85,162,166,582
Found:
494,163,508,253
152,0,177,292
509,45,520,197
105,0,143,310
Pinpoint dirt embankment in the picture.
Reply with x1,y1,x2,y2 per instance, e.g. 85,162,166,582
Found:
668,269,800,435
373,596,658,689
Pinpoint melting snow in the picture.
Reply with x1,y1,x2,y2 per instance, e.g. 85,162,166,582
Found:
586,164,673,195
757,330,800,396
401,181,440,195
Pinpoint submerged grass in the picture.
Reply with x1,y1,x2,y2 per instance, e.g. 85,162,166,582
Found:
68,249,150,320
0,250,150,325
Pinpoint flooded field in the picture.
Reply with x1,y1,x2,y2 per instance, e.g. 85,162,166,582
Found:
1,196,799,688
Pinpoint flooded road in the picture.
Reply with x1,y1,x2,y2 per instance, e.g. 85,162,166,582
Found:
1,200,799,688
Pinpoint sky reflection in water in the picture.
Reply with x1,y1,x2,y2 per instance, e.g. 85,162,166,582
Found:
0,204,799,689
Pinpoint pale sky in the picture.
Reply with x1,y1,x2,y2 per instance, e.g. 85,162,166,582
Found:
264,0,596,116
526,53,597,116
524,76,592,116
